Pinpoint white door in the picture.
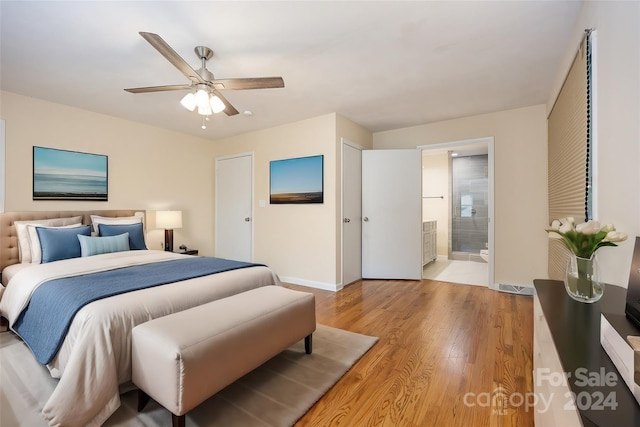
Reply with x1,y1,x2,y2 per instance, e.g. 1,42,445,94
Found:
362,149,422,280
215,154,253,261
342,141,362,286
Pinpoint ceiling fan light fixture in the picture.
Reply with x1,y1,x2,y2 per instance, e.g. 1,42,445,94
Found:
180,93,197,111
209,95,226,114
125,34,284,127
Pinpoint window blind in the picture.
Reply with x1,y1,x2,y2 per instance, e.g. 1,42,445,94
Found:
547,31,593,280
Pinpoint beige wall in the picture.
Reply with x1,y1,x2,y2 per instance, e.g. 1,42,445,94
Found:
0,93,373,289
422,152,449,257
213,114,335,288
0,91,215,254
212,113,371,289
547,1,640,287
374,105,548,287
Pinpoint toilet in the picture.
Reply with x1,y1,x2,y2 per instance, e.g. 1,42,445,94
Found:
480,249,489,262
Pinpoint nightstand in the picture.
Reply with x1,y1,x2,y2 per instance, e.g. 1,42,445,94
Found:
174,249,198,256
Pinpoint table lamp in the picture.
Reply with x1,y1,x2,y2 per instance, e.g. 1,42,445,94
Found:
156,210,182,252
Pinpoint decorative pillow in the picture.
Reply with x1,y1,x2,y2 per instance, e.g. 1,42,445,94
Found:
27,223,83,264
98,223,147,250
90,212,144,233
78,233,130,257
14,216,83,263
36,225,92,264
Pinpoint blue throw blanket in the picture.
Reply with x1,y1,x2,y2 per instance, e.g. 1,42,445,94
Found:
13,257,263,364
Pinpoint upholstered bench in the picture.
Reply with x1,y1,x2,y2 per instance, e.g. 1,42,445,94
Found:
131,285,316,427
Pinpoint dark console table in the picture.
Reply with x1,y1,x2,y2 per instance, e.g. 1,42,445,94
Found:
534,279,640,426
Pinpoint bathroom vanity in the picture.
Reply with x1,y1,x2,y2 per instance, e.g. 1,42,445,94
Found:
422,220,437,267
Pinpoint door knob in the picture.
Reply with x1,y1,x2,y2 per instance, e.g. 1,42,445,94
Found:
244,217,251,222
363,217,369,222
344,218,350,223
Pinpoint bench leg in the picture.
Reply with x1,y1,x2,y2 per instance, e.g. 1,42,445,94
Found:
137,389,151,412
172,414,185,427
305,333,312,354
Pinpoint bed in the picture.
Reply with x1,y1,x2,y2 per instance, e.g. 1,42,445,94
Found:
0,210,281,427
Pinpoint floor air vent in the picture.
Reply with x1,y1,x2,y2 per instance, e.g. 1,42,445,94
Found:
498,284,536,296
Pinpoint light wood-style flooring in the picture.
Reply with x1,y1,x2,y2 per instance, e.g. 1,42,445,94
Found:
285,279,534,427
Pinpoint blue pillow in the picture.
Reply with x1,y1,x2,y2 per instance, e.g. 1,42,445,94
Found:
36,225,92,263
78,233,130,257
98,223,147,250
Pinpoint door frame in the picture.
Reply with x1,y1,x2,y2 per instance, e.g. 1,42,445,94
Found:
214,152,254,261
418,137,496,289
341,138,364,289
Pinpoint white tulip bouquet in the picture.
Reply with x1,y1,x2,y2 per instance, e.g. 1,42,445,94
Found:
546,217,627,259
547,218,627,302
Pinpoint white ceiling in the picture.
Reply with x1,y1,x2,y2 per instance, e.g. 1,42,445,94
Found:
0,1,582,141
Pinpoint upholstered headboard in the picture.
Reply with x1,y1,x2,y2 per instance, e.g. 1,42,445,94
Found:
0,210,143,272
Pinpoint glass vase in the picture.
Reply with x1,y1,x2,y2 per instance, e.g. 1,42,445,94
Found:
564,252,604,303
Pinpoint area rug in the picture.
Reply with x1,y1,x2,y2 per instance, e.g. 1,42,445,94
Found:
0,324,377,426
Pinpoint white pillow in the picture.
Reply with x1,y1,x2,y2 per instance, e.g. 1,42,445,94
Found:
14,216,83,263
90,212,144,234
27,223,83,264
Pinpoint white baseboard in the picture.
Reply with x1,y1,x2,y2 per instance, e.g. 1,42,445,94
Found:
279,276,341,292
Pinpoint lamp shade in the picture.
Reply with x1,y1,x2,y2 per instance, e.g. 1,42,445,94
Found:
198,104,213,116
156,210,182,230
195,88,210,108
180,93,197,111
209,95,226,113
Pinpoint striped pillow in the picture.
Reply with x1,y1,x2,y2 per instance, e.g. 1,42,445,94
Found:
78,233,130,257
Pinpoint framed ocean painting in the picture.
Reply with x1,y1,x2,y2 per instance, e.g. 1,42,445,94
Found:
270,155,323,204
33,146,108,201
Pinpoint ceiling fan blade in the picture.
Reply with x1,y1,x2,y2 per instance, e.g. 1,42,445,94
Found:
139,32,205,84
212,77,285,90
212,90,239,116
125,84,193,94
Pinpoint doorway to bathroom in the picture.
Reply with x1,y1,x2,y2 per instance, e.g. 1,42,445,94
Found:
451,153,489,262
418,137,495,288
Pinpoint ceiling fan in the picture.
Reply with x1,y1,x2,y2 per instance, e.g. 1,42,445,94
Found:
125,32,284,119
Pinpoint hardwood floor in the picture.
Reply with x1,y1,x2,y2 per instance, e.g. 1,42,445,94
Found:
285,279,534,427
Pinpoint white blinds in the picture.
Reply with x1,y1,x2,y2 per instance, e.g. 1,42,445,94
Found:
547,32,592,280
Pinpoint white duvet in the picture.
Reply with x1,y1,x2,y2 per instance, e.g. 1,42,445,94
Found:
0,250,280,427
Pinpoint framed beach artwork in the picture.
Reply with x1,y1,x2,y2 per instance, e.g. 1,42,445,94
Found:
33,146,108,201
270,155,324,204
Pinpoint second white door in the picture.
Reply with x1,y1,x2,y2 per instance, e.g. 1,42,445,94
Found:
342,141,362,286
362,149,422,280
215,154,253,261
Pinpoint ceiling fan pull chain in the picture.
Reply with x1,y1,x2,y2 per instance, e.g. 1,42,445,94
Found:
201,115,206,130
